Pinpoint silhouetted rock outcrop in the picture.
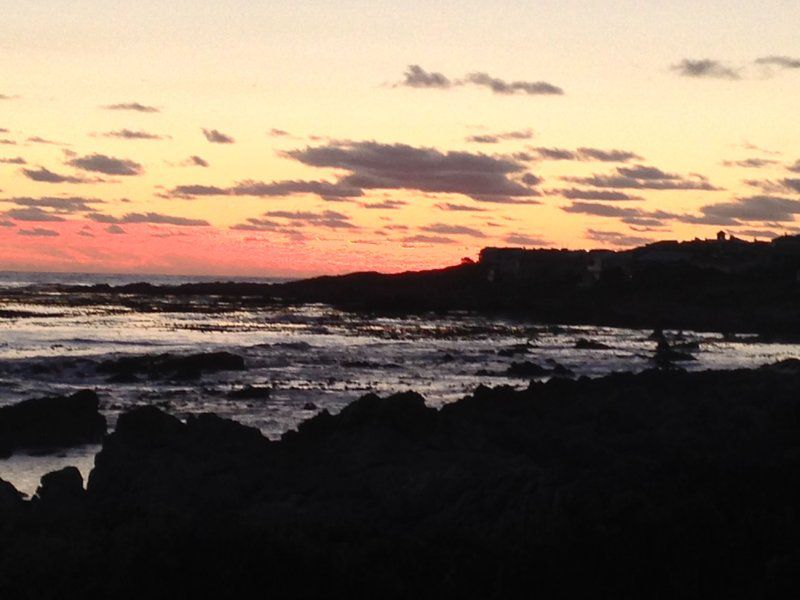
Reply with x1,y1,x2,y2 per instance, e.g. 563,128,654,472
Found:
3,366,800,597
0,478,24,511
0,390,106,458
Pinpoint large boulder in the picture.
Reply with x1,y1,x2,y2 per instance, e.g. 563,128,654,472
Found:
0,390,106,458
34,467,85,510
0,477,24,512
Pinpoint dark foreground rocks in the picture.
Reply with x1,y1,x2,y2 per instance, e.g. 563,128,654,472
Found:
0,390,106,458
3,367,800,598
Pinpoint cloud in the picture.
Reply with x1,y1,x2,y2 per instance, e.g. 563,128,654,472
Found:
464,72,563,95
184,155,209,168
435,202,487,212
27,136,66,146
202,128,235,144
0,157,26,165
781,178,800,193
268,128,291,136
22,166,90,184
230,218,283,232
0,139,17,145
466,129,534,144
504,233,547,246
683,196,800,225
3,207,67,222
397,65,563,96
529,147,642,162
586,229,652,247
755,56,800,69
67,153,143,176
420,223,486,237
103,102,159,113
361,200,407,209
788,160,800,173
672,59,740,79
402,234,454,245
230,180,361,200
562,202,641,218
0,220,14,227
263,209,356,229
722,158,779,168
398,65,452,89
87,212,210,226
18,227,59,237
5,196,103,213
0,94,19,100
557,188,643,201
285,140,541,202
101,129,168,140
564,164,720,190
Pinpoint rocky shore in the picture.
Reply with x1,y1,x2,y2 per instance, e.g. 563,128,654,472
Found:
2,363,800,597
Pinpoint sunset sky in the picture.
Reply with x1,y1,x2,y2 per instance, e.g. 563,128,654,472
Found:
2,1,800,276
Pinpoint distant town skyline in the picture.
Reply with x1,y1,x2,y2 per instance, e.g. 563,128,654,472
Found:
2,1,800,276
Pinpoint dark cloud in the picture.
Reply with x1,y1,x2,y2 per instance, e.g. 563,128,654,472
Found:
672,59,740,80
67,153,143,176
558,188,643,201
18,227,59,237
743,179,790,194
0,139,17,145
88,212,210,226
529,147,641,162
27,136,66,146
103,102,159,113
683,196,800,225
734,228,780,239
781,178,800,193
4,207,66,222
0,220,14,228
586,229,652,247
755,56,800,69
722,158,779,168
787,160,800,173
420,223,485,238
564,164,720,190
263,209,356,229
231,180,361,201
466,129,534,144
435,202,487,212
504,233,547,246
361,200,407,209
402,234,454,245
202,129,235,144
562,202,641,218
397,66,563,96
398,65,452,89
6,196,103,213
101,129,168,140
464,72,563,95
168,184,228,198
22,166,90,184
183,156,209,168
105,224,126,234
230,218,283,232
286,140,540,202
0,157,26,165
268,128,290,136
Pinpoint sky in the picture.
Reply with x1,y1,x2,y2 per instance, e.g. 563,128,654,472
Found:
1,1,800,276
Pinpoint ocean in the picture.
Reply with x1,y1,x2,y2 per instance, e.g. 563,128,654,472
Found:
1,270,798,494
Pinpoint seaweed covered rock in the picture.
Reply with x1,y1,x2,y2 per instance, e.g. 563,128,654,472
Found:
97,351,246,381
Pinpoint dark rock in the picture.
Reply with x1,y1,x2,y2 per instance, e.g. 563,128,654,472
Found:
302,402,318,411
0,390,106,458
497,343,531,357
98,351,246,380
228,385,272,400
34,466,84,509
0,477,25,511
506,361,552,377
575,338,612,350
